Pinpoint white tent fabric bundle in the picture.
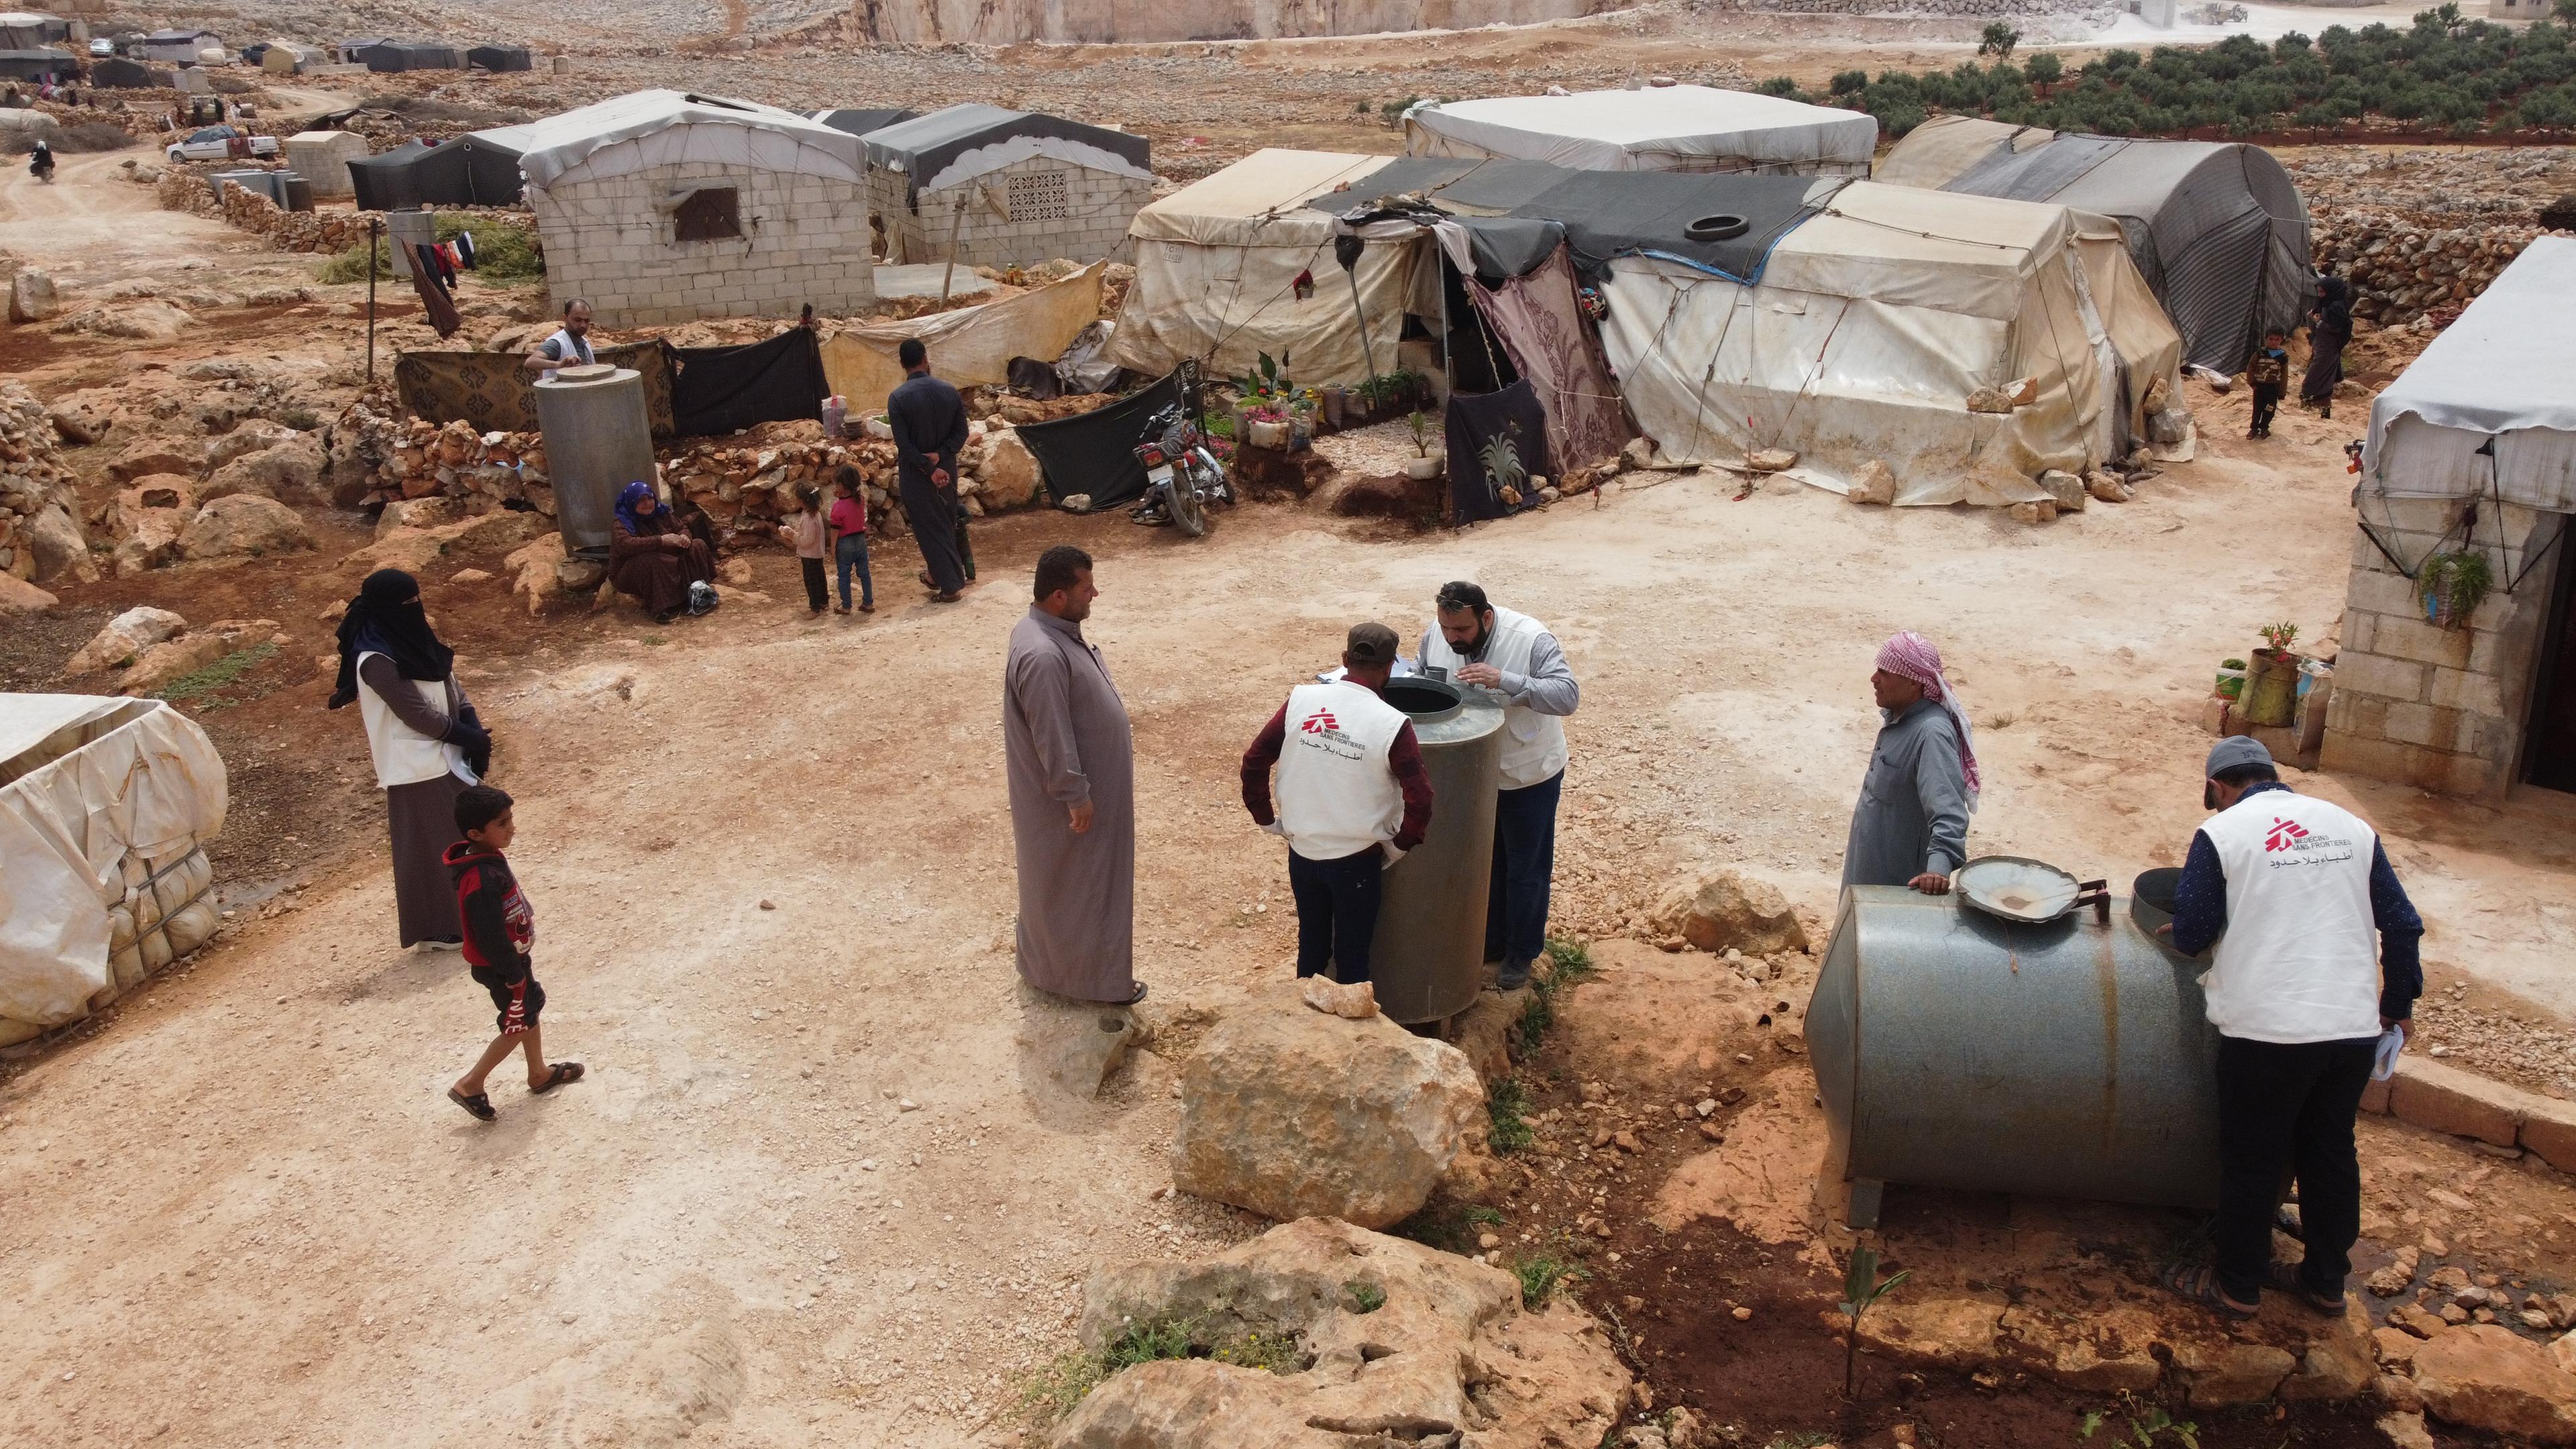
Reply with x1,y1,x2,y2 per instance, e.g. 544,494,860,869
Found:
2363,235,2576,511
486,89,866,195
1108,148,1421,386
1404,85,1877,177
1597,181,2186,504
0,695,226,1047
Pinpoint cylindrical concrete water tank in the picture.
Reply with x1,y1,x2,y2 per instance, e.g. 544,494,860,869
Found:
1804,885,2222,1229
533,365,657,559
279,172,313,213
1369,676,1503,1025
385,207,437,280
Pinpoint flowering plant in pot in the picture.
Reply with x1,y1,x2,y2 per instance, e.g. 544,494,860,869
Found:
1244,403,1289,450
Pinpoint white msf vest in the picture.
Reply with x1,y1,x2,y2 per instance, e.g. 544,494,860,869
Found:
1273,680,1407,863
356,651,475,790
2198,790,2383,1044
1420,605,1568,790
537,327,594,382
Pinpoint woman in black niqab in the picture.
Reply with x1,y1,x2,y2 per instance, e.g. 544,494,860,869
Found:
331,568,490,949
329,569,455,710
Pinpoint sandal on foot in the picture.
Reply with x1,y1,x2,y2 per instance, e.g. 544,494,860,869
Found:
447,1087,496,1122
531,1061,585,1095
2265,1260,2346,1314
2163,1261,2257,1320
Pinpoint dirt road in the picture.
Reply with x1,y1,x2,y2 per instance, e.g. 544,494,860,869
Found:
5,376,2570,1444
0,151,248,289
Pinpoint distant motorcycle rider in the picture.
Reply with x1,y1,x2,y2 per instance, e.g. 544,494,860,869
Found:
29,138,55,181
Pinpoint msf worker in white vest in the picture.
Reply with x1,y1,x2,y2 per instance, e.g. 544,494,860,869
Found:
2161,736,2422,1322
1240,624,1436,985
521,299,596,380
1419,582,1578,991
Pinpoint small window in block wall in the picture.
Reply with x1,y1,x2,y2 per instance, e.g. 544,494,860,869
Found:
1006,170,1069,223
674,186,743,243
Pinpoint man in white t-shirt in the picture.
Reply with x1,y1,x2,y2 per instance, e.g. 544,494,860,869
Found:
521,299,596,380
1240,624,1435,985
1419,581,1578,991
2161,736,2422,1322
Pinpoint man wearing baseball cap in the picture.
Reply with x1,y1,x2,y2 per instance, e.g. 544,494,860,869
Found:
2161,735,2423,1322
1239,624,1436,985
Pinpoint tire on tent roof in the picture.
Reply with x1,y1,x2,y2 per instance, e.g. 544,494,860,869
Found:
1684,214,1748,242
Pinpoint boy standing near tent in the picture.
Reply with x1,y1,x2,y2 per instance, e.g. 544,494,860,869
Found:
2245,329,2289,440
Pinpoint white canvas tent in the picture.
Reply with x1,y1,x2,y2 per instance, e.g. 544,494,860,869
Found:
1,695,225,1046
1405,85,1876,177
2363,235,2576,511
1597,180,2185,503
1106,148,1416,386
481,89,862,194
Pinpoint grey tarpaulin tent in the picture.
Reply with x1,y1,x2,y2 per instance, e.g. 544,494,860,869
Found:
466,44,531,71
812,106,916,138
0,12,70,49
346,135,526,210
88,56,157,87
1876,115,2310,374
364,40,462,72
862,102,1150,199
0,46,72,79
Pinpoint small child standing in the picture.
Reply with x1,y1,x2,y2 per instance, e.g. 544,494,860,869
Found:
780,484,828,616
443,785,581,1121
828,464,874,615
2246,329,2290,440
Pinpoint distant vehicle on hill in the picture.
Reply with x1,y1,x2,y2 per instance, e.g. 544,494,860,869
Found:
164,125,278,162
88,38,114,56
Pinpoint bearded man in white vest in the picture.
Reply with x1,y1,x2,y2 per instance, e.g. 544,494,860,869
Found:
2161,736,2422,1322
1240,623,1436,985
1419,581,1578,991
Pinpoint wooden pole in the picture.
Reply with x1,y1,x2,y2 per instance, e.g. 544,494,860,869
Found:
936,187,968,307
366,216,379,384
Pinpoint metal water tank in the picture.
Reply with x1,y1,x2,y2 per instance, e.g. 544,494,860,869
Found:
385,207,437,280
279,172,313,213
1805,883,2222,1229
533,364,657,559
1369,675,1503,1025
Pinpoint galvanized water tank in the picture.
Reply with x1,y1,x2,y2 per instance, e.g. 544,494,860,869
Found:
1805,885,2222,1228
1370,676,1503,1025
533,364,657,559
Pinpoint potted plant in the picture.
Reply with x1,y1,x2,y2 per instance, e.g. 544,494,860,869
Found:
2417,549,2493,630
2241,622,2302,727
1244,404,1289,450
2214,657,2247,700
1403,409,1443,480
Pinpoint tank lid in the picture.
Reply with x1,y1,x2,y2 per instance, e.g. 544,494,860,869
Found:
535,364,638,389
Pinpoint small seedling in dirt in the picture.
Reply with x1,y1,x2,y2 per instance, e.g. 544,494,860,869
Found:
1514,1254,1574,1309
1544,937,1597,986
1768,1434,1837,1449
1102,1315,1195,1372
1344,1279,1386,1313
1487,1077,1536,1154
1009,1349,1105,1434
1839,1244,1910,1400
2077,1398,2200,1448
156,642,278,706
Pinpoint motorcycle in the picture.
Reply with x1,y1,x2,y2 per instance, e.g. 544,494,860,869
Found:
1130,363,1232,537
29,152,55,184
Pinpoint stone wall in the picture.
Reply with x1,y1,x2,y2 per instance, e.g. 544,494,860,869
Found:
528,162,877,327
0,382,86,586
2311,217,2565,330
2320,495,2565,798
876,157,1146,270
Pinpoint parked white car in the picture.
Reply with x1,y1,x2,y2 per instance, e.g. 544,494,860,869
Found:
164,125,279,163
88,38,115,56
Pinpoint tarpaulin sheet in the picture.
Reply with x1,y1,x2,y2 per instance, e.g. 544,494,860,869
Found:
672,328,828,437
1442,232,1633,468
812,107,919,139
2366,235,2576,511
0,696,225,1031
487,90,862,194
1405,87,1876,176
1514,168,1832,284
396,340,676,436
1444,380,1554,525
1014,374,1183,511
863,103,1150,195
821,262,1104,415
347,136,527,211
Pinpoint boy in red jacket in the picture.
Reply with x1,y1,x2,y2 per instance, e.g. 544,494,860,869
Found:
443,785,582,1120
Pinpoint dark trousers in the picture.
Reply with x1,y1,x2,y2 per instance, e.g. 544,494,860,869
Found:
2249,385,2282,435
2302,328,2347,407
899,473,966,592
835,533,873,608
1288,846,1384,984
798,556,826,611
1486,769,1564,981
953,506,976,582
2213,1033,2377,1303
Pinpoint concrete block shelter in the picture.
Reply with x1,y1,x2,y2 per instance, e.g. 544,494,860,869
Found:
282,129,369,200
2322,237,2576,799
494,90,877,327
861,104,1152,270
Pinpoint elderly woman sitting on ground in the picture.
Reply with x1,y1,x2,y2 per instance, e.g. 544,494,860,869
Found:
609,481,718,623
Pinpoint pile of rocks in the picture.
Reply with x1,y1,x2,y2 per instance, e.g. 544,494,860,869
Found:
372,419,555,515
2313,217,2557,330
0,382,90,591
154,166,382,255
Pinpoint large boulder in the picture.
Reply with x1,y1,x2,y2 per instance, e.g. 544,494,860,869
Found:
64,606,189,676
9,268,59,324
977,428,1042,510
110,440,198,482
2412,1324,2576,1444
178,494,315,561
345,511,541,576
1056,1218,1629,1449
1651,868,1809,955
0,572,56,614
1170,985,1485,1229
202,419,300,472
24,504,93,584
48,395,112,446
113,508,189,576
202,433,326,503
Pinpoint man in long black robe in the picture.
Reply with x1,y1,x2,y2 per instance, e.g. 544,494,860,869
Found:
888,337,971,601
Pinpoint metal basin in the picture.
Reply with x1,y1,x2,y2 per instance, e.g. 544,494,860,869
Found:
1805,884,2221,1228
1368,676,1503,1024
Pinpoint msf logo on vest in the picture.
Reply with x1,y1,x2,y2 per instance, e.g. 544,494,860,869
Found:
1300,708,1340,735
2264,817,2310,853
1295,706,1366,762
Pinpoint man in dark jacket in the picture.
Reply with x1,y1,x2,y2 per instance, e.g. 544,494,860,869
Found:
888,337,972,602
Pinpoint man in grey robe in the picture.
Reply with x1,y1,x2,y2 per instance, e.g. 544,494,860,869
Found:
1841,631,1978,893
1004,545,1142,1004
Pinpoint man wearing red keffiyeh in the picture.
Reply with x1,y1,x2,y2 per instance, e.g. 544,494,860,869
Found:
1841,632,1978,895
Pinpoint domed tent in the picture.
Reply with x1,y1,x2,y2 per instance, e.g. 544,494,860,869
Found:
466,43,531,71
862,103,1153,268
1403,85,1876,177
363,40,462,72
1876,115,2311,374
346,133,527,209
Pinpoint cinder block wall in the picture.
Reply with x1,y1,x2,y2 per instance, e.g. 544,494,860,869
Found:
870,157,1147,268
2320,495,2566,798
529,162,878,327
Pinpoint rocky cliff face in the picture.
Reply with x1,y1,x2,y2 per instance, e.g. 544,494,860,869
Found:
844,0,1617,44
